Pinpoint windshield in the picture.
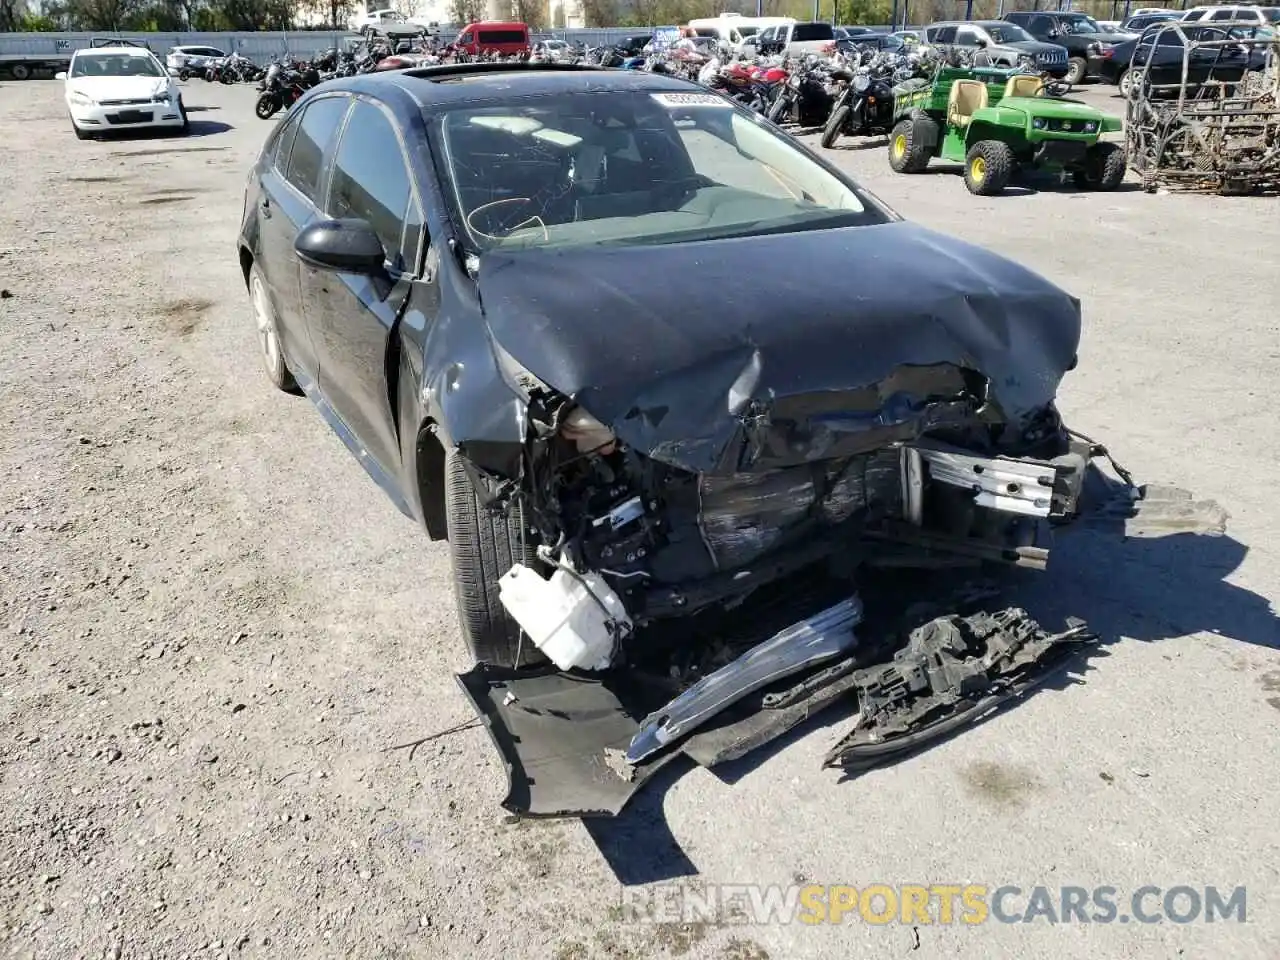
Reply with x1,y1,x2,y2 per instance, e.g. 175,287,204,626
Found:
988,24,1034,42
1264,8,1280,22
432,90,879,253
70,53,165,78
1061,15,1103,33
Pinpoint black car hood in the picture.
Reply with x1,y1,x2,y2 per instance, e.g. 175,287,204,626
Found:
476,221,1081,474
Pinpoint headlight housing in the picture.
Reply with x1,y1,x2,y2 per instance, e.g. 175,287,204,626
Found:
853,73,870,92
1032,117,1047,129
68,91,94,106
151,92,171,103
1083,120,1098,132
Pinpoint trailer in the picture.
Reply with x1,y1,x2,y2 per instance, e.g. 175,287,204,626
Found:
0,53,72,80
0,37,152,80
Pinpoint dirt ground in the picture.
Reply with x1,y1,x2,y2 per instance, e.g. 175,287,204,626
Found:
1,78,1278,960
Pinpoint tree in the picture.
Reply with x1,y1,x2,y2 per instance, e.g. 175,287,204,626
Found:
0,0,27,32
579,0,615,25
449,0,484,23
510,0,545,28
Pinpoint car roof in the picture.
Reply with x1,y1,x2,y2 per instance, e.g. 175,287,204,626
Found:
73,45,155,56
328,64,698,110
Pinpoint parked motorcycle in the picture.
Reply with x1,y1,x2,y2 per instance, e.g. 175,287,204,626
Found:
766,61,838,127
254,60,317,119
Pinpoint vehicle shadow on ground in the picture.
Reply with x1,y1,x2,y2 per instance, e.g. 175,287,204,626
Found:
101,120,233,140
583,476,1273,882
182,104,221,113
916,163,1144,196
825,136,890,152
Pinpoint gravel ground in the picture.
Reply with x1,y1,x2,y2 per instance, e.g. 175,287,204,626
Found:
1,77,1278,960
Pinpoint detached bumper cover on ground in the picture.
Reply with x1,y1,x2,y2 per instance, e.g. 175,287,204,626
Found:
458,472,1229,818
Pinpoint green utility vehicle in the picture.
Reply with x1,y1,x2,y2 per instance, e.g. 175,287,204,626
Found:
888,66,1125,195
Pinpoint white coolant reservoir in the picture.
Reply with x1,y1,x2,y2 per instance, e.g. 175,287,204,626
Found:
497,564,630,671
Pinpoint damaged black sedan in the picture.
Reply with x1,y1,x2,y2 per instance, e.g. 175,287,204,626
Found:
238,63,1137,816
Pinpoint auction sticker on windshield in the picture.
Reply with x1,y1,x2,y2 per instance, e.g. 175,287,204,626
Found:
651,93,732,107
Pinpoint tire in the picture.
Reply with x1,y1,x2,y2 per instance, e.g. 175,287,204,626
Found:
248,262,298,393
72,121,90,140
1072,141,1126,191
219,71,234,84
179,100,189,135
11,63,32,81
964,140,1015,195
888,114,936,173
1117,69,1132,98
178,68,191,81
821,104,849,148
255,93,280,120
1065,57,1088,86
766,91,789,124
444,450,542,668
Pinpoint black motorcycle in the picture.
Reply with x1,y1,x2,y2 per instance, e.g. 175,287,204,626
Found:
766,67,836,128
820,69,896,148
254,61,318,120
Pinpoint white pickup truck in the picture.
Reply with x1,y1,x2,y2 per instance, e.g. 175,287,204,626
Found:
349,9,438,38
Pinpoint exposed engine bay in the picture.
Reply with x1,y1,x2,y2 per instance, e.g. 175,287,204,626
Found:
488,366,1090,673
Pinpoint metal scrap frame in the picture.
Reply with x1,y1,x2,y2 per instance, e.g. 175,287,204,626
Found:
1124,20,1280,193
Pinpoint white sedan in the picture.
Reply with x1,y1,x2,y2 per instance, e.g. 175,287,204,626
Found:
58,45,187,140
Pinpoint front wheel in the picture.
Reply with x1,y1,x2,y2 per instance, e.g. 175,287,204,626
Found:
821,104,849,148
255,93,280,120
1065,57,1088,86
11,63,32,80
1117,69,1133,98
219,70,235,84
964,140,1015,195
178,68,191,81
72,120,90,140
445,451,542,668
766,91,789,124
888,114,936,173
1072,141,1126,191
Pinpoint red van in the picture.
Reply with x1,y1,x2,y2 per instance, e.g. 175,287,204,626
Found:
455,21,531,55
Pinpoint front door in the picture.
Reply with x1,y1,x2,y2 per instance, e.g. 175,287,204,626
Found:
301,96,425,481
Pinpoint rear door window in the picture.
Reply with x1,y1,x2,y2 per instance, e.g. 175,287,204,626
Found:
285,96,351,205
477,29,526,43
792,23,833,41
928,25,957,43
271,112,302,172
325,99,421,270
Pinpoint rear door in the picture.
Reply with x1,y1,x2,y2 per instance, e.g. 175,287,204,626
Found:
303,96,424,479
257,94,351,388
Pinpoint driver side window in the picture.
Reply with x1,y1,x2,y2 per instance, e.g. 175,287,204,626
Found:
955,26,983,46
325,99,422,272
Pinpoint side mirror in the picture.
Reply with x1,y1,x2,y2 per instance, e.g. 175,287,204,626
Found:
294,218,386,276
55,71,67,80
975,38,988,47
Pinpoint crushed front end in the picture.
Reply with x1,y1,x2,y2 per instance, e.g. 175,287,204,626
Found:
446,222,1222,817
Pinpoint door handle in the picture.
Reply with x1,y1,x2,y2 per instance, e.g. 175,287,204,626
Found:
260,196,272,219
